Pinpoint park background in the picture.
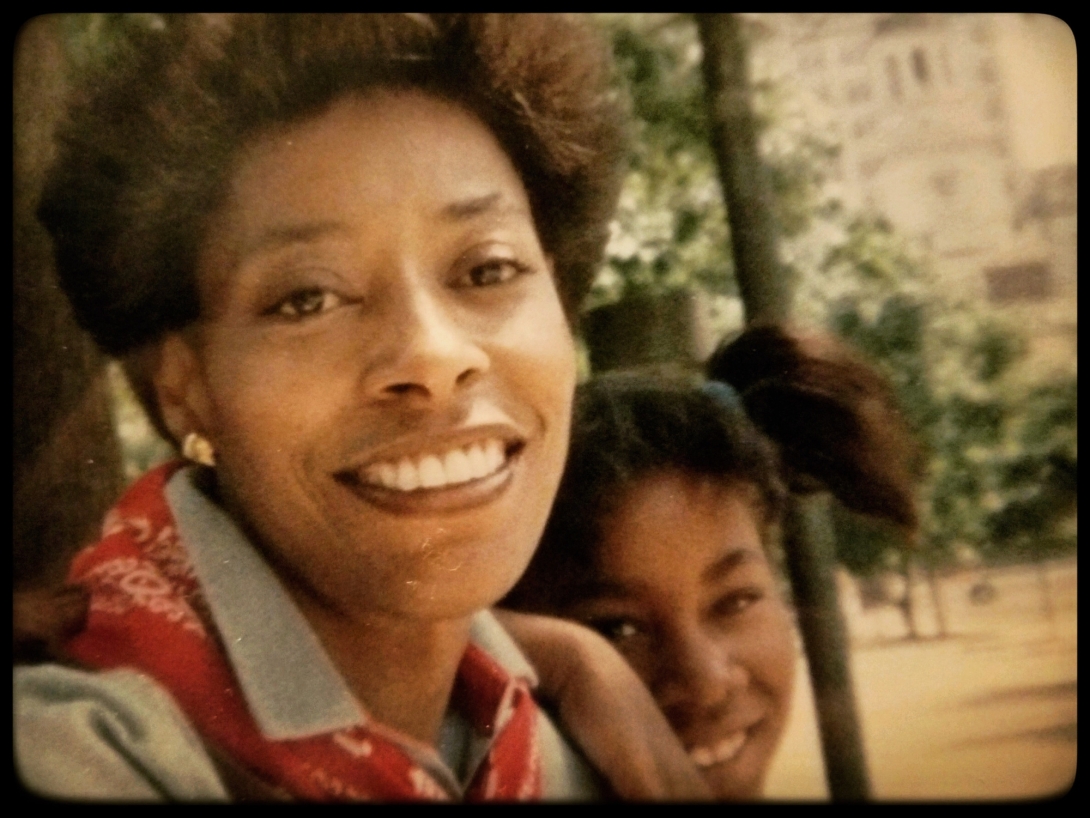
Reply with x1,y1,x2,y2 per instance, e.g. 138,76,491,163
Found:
13,14,1076,800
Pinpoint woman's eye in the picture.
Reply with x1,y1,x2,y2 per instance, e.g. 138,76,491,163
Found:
269,288,343,319
462,258,529,288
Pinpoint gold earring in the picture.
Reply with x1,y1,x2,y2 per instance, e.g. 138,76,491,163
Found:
182,432,216,467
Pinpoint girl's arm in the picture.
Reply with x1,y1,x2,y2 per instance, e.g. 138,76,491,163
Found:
494,609,712,801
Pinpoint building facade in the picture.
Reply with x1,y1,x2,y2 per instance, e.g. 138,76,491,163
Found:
746,13,1076,377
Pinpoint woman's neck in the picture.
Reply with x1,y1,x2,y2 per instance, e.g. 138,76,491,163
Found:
296,599,474,748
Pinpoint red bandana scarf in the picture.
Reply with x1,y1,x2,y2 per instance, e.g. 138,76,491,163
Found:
64,462,543,801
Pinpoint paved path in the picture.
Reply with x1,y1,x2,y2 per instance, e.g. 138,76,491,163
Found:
764,557,1077,801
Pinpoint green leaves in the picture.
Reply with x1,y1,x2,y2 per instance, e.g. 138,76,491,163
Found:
592,15,731,310
793,203,1075,569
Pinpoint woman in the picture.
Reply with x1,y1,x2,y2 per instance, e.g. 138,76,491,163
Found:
15,14,706,802
505,323,921,800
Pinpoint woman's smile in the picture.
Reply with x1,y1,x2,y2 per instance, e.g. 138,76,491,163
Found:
353,437,511,491
332,411,529,515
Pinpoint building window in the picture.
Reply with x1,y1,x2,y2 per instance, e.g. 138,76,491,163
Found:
841,42,867,64
979,58,997,85
911,48,930,84
875,13,926,35
859,157,883,179
985,262,1053,303
846,81,872,104
939,45,954,84
886,55,903,100
930,169,958,198
799,48,826,72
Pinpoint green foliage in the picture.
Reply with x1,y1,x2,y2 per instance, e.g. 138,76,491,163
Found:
593,14,1077,573
592,14,733,308
58,13,165,73
593,15,841,307
983,380,1077,562
811,217,1077,570
830,503,904,576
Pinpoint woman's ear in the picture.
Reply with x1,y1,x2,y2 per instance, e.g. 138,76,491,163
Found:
153,333,214,447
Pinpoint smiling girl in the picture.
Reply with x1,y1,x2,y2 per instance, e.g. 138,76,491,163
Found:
505,323,921,799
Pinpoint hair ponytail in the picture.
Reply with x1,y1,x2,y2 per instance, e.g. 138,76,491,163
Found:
705,323,921,535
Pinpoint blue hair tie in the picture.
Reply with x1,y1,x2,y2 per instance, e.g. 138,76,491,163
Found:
701,379,744,414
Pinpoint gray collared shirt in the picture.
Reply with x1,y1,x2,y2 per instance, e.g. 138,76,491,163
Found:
15,467,602,801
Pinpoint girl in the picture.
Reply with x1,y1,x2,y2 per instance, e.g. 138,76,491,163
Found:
505,323,921,799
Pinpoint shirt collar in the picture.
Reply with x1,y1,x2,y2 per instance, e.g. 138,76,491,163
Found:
164,467,538,741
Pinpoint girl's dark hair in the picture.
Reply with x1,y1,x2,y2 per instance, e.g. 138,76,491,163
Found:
39,13,626,356
505,370,788,610
706,323,921,533
504,323,920,611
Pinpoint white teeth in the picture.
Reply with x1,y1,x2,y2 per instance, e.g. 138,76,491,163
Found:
362,440,510,492
689,732,747,768
376,462,398,489
418,455,445,488
396,458,420,492
483,439,505,473
443,449,472,484
466,444,489,479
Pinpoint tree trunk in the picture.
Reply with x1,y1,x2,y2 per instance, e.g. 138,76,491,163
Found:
898,550,919,639
695,12,791,323
696,14,871,799
782,496,872,801
1035,556,1057,637
923,556,949,638
14,16,125,591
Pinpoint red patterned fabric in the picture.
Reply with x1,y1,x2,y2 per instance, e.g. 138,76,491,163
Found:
65,462,543,801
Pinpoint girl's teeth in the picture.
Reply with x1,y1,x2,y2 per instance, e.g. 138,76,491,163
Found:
690,732,747,768
466,444,488,478
365,441,509,491
690,747,715,768
483,439,504,472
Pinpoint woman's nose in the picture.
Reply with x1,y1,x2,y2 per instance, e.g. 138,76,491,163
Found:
655,629,747,720
365,282,490,404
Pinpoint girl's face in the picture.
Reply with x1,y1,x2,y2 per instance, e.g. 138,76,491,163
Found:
156,90,576,622
564,471,796,800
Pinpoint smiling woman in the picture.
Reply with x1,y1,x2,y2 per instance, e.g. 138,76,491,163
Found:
10,13,701,803
162,91,577,632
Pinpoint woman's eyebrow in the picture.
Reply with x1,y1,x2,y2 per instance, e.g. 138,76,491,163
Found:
241,221,349,261
240,195,525,260
441,191,528,221
236,198,522,265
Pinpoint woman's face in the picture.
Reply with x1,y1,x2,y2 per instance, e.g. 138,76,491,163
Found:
564,471,796,800
160,90,576,622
